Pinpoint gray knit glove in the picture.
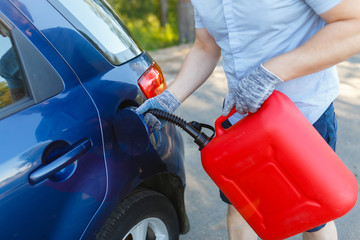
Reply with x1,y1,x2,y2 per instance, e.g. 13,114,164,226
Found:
223,65,283,116
136,90,181,131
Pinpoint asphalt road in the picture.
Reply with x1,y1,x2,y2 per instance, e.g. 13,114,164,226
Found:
150,45,360,240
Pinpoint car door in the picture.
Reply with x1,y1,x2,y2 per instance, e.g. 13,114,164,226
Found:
0,5,106,240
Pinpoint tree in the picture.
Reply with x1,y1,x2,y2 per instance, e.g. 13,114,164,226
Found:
160,0,168,27
177,0,195,43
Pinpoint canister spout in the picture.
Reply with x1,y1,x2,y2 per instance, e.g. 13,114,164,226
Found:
146,109,215,150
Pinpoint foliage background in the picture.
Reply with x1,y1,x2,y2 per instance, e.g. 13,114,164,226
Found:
0,82,11,108
108,0,179,50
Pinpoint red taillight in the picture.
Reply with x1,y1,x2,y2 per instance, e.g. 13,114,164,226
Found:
137,62,167,99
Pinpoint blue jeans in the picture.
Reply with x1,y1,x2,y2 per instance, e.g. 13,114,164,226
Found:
312,103,337,152
220,103,338,232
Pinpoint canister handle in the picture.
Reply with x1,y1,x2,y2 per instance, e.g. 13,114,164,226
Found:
215,91,281,136
214,107,238,136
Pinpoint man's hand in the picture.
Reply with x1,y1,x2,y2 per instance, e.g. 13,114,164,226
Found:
222,65,283,116
136,90,181,131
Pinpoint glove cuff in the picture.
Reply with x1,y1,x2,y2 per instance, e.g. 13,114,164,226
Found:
259,64,283,85
156,90,181,113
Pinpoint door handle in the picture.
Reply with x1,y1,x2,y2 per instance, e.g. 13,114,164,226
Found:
29,139,92,185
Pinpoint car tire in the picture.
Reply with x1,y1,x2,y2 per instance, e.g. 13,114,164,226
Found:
96,189,180,240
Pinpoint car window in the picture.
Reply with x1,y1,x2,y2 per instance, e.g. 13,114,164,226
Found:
0,34,28,109
49,0,142,65
0,15,64,119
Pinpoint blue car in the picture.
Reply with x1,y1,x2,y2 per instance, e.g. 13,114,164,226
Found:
0,0,188,239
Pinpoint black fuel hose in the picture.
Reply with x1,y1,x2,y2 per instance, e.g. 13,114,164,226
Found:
146,109,215,150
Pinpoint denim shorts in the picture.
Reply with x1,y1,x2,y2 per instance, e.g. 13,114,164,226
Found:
219,103,338,232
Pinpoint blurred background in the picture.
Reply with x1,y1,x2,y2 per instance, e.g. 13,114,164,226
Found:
108,0,195,50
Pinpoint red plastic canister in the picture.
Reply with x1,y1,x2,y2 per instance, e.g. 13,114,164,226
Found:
200,91,358,240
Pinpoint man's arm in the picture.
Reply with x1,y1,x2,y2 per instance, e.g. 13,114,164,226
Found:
168,28,221,102
135,28,220,130
263,0,360,81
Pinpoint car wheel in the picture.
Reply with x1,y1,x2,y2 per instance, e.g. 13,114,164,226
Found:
96,189,179,240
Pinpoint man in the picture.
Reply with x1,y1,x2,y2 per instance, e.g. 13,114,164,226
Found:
136,0,360,239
